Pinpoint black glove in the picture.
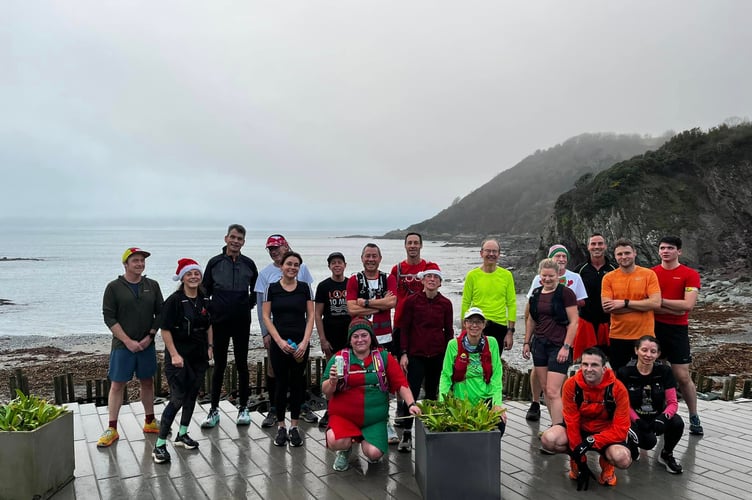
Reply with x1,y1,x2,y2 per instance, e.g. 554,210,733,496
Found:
570,436,594,463
652,413,669,435
576,460,597,491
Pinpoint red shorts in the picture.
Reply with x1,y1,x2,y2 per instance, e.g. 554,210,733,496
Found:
573,319,610,361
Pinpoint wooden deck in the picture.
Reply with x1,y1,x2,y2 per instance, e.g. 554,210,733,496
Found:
50,397,751,499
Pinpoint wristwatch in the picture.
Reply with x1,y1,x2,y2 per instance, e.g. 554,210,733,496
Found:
563,343,571,350
508,327,515,333
624,299,630,308
365,299,370,308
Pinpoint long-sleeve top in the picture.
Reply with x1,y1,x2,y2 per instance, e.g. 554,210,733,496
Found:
439,336,503,407
562,369,631,451
399,291,454,357
102,275,163,350
202,247,258,323
461,267,516,325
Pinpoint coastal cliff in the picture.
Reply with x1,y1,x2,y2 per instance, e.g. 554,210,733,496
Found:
541,123,752,272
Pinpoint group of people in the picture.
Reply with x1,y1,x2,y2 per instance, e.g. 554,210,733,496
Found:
98,225,703,487
531,234,702,489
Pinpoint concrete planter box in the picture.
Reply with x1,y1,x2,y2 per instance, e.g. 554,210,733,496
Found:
414,418,501,500
0,410,74,500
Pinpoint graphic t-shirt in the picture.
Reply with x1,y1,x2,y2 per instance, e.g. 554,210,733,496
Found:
315,278,350,351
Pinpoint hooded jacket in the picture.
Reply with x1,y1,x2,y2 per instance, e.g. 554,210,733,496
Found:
562,367,630,451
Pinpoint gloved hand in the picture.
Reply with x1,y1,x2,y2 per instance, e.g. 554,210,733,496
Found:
576,460,596,491
652,413,670,435
570,438,593,463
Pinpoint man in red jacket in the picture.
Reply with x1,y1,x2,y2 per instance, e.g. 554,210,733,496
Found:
540,347,634,490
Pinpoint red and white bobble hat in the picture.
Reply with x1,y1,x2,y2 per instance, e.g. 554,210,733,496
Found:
173,258,202,281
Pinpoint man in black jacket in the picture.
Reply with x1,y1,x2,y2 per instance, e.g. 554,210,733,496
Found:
201,224,259,427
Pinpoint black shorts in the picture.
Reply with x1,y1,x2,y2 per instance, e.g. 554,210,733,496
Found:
531,336,571,374
607,338,637,373
654,322,692,364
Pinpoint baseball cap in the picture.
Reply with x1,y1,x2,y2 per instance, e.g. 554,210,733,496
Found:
122,247,151,263
463,307,486,320
327,252,346,264
265,234,289,248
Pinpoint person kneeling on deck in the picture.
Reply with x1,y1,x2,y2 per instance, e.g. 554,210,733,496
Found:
540,347,636,490
321,317,420,472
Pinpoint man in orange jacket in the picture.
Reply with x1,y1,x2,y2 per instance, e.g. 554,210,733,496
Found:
540,347,635,490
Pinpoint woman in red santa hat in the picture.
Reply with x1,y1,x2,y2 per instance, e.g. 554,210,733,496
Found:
152,258,214,464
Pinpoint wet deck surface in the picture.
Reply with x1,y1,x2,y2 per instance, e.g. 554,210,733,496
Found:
52,397,752,499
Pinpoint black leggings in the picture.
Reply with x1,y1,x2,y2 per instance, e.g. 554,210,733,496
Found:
159,355,208,439
407,355,443,401
210,319,251,408
632,414,684,453
269,341,309,422
483,321,508,356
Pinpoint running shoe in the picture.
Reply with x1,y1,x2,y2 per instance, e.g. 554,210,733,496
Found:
659,449,683,474
526,402,541,422
568,459,578,480
333,448,351,471
318,411,329,429
274,427,288,447
97,427,119,448
398,430,412,453
237,407,251,426
598,456,616,486
689,414,704,436
174,432,199,450
143,419,161,434
300,406,319,424
289,427,303,447
261,411,277,428
152,444,171,464
201,408,220,429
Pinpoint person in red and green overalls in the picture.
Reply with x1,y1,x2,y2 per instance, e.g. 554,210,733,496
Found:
321,317,420,472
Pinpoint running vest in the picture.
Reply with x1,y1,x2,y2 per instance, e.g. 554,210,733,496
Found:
355,271,389,300
341,348,389,393
451,332,493,384
529,284,569,326
574,381,616,419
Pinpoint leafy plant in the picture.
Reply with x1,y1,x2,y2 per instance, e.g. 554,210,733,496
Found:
416,394,503,432
0,390,67,431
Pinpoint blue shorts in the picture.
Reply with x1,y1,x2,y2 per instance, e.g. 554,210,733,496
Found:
108,343,157,382
532,336,571,375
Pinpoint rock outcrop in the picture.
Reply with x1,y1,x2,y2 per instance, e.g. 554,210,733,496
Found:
542,124,752,271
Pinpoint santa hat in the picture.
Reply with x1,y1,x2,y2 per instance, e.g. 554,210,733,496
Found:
547,244,570,259
417,266,443,280
173,258,203,281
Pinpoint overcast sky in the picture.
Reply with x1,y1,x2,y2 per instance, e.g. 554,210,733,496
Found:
2,1,751,232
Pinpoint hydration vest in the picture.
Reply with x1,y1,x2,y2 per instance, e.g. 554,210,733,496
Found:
340,348,389,393
574,381,616,419
529,284,570,326
356,271,389,300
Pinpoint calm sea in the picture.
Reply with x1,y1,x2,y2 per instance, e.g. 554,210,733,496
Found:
0,224,528,337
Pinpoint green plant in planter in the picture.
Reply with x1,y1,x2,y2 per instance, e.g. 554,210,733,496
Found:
0,390,67,431
416,394,502,432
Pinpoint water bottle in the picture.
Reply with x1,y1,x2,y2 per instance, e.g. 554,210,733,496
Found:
287,339,305,363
